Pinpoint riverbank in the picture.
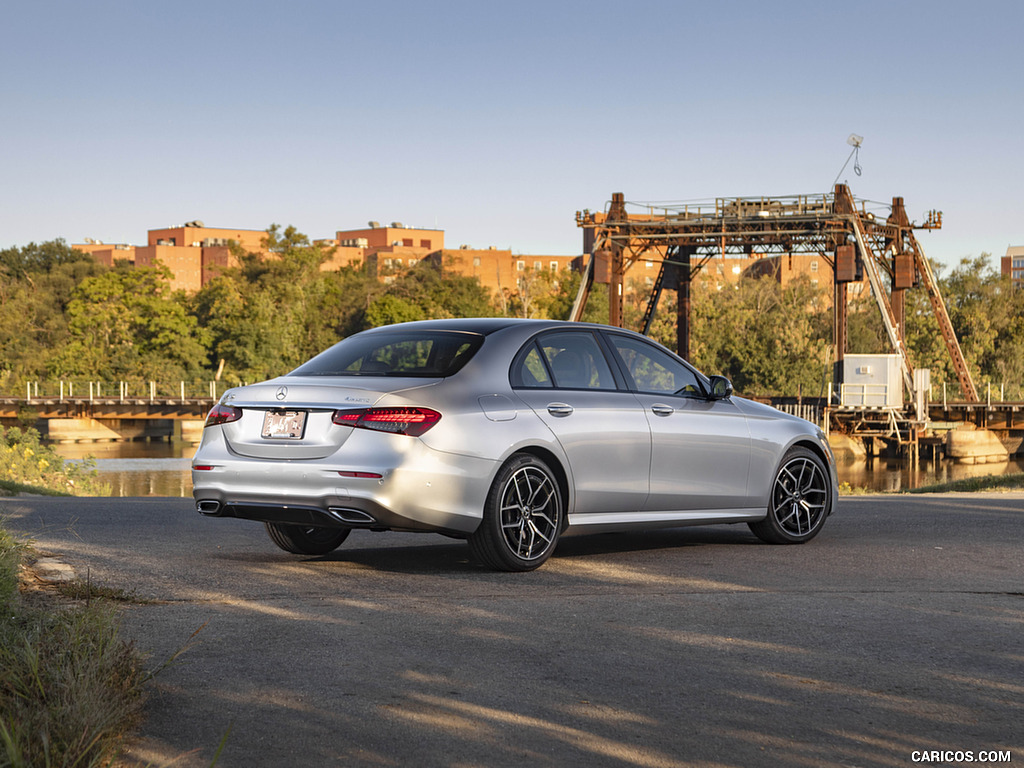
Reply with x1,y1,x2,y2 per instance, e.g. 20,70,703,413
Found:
901,471,1024,494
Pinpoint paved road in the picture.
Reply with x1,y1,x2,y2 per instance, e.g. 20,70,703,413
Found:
2,494,1022,767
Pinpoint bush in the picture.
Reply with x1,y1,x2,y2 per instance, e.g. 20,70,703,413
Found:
0,427,109,496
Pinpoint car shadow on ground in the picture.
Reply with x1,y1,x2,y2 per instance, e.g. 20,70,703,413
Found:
212,524,767,575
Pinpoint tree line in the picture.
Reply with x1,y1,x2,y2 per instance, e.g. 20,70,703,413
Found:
1,227,1020,398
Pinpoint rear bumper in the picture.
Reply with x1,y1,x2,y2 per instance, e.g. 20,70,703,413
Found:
194,494,463,534
191,427,496,535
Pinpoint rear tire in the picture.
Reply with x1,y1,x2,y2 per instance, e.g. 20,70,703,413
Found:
748,446,832,544
264,522,350,555
469,453,563,572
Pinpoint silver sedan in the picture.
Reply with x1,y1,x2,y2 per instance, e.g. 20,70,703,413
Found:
192,318,837,571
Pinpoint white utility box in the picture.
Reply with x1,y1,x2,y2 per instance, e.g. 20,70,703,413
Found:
841,354,903,408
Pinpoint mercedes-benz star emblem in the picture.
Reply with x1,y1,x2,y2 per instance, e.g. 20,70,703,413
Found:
275,386,288,401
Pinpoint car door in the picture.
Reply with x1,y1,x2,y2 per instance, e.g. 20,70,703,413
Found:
604,332,752,512
511,330,651,515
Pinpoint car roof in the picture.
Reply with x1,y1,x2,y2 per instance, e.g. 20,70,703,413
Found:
358,317,587,336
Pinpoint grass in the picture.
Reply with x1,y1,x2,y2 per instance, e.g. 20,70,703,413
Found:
0,479,70,498
901,472,1024,494
839,472,1024,495
0,525,148,768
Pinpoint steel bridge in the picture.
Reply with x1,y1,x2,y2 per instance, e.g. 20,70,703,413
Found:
572,184,978,408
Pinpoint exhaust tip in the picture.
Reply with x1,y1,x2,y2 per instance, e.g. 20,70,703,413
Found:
327,507,377,525
197,500,222,516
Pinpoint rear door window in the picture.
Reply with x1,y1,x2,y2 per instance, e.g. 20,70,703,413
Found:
538,331,617,390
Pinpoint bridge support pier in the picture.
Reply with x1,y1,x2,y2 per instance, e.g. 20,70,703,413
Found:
44,418,175,443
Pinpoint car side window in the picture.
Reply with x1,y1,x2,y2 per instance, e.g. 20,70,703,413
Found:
539,332,617,390
511,345,553,388
608,335,703,397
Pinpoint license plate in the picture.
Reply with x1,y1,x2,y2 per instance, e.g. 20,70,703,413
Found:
261,410,307,439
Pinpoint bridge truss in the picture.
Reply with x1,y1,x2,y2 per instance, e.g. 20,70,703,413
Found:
572,184,978,402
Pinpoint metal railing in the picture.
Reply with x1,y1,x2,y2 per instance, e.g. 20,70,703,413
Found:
7,381,225,404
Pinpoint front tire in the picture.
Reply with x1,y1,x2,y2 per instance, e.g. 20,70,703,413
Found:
469,454,563,572
264,522,350,555
749,447,832,544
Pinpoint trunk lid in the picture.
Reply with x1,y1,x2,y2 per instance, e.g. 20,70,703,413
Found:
218,376,437,460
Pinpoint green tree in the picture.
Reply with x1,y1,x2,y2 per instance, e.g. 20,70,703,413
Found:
0,239,95,279
365,294,426,327
370,261,497,323
689,276,831,396
938,254,1024,393
0,240,106,381
49,263,209,380
195,227,356,383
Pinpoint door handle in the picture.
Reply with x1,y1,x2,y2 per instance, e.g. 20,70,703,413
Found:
547,403,574,417
651,404,674,417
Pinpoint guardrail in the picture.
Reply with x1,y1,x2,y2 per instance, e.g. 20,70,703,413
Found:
6,381,226,404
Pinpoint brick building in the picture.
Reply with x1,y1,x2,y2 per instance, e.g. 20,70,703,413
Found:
75,222,267,292
1001,245,1024,287
73,221,581,296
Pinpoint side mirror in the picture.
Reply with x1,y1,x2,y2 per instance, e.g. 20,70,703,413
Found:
708,375,733,400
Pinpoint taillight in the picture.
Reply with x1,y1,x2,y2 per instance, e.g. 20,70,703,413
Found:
205,404,242,427
331,407,441,437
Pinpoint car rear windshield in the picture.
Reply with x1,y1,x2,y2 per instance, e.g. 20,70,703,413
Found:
289,331,484,377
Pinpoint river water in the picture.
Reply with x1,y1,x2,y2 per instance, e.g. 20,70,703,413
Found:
51,440,1024,498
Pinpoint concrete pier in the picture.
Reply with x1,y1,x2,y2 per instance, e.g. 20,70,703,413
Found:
45,418,175,443
945,425,1010,464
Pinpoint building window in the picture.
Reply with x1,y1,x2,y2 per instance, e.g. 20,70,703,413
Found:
646,261,654,268
402,238,413,247
395,258,403,266
420,239,431,248
811,260,819,272
550,261,559,272
533,261,542,270
516,260,525,271
473,256,481,267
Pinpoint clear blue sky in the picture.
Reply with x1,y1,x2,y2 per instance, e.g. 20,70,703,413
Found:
2,0,1021,269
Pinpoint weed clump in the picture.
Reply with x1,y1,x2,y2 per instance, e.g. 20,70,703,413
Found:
0,526,146,767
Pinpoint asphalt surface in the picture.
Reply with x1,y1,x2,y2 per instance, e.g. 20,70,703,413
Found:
2,493,1022,768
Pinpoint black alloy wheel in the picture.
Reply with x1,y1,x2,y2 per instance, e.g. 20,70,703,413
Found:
749,446,832,544
469,453,563,572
